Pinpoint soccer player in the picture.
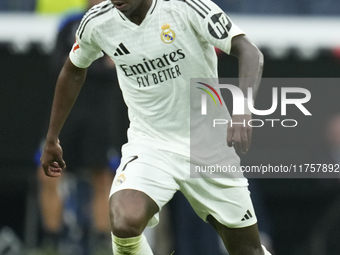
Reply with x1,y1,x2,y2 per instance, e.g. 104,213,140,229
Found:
40,0,271,254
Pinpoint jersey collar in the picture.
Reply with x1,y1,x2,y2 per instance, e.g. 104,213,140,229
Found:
116,0,158,23
148,0,158,16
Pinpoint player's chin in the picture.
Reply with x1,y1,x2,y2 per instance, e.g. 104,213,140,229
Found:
115,3,129,12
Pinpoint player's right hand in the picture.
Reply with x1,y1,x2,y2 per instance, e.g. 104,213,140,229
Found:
40,139,66,177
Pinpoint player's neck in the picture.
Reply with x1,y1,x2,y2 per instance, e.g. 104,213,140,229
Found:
128,0,152,25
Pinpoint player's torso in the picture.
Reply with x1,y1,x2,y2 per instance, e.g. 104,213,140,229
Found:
94,0,214,91
89,0,225,151
92,1,215,140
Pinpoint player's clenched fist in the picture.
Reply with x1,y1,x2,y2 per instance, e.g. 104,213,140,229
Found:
40,139,66,177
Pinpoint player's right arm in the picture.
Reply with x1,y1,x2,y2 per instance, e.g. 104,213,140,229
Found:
41,4,106,177
41,58,87,177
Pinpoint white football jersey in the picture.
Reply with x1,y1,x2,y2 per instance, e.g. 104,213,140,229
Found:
69,0,245,161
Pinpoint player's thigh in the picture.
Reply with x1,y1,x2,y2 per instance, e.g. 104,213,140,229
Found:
181,178,256,227
109,189,159,232
109,143,180,228
207,216,263,255
181,178,262,254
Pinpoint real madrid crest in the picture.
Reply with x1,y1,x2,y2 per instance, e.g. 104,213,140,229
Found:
161,23,176,44
115,173,126,186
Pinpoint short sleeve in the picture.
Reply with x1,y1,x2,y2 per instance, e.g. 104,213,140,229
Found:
184,0,245,54
69,18,104,68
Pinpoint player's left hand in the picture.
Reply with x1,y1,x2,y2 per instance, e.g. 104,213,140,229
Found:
227,114,252,154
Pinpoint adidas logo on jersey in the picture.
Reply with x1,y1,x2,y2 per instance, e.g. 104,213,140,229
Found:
114,43,130,56
241,210,253,221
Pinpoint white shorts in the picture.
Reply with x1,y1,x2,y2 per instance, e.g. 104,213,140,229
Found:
109,142,257,228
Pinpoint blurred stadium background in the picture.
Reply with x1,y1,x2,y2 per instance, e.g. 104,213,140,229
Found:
1,0,340,254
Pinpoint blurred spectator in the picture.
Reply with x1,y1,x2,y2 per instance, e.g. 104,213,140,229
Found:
31,0,128,254
299,112,340,254
324,113,340,165
312,113,340,192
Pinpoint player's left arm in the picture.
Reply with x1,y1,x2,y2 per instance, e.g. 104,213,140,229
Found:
227,35,264,153
183,0,263,153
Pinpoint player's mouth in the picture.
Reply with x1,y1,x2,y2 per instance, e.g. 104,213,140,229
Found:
113,1,127,10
